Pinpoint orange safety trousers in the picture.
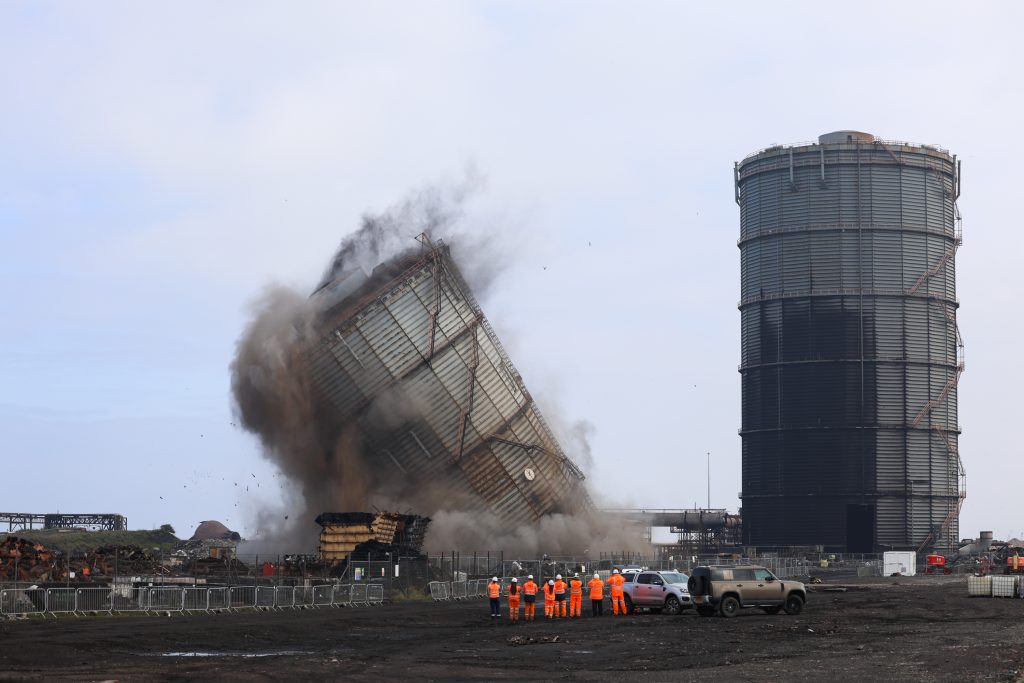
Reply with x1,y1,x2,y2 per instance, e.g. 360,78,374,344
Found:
611,591,626,615
569,594,582,617
523,600,536,620
508,596,520,620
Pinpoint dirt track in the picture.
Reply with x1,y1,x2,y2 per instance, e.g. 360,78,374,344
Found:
2,577,1023,682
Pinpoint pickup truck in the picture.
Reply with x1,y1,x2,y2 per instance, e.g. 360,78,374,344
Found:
621,570,692,615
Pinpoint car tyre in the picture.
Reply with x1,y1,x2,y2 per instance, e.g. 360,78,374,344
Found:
663,595,681,615
719,595,740,618
623,594,635,614
783,594,804,616
762,606,781,615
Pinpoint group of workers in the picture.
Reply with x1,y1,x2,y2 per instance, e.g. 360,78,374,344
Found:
487,568,628,620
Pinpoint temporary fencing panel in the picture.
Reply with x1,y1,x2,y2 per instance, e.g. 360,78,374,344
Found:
275,586,295,609
255,586,277,608
350,584,368,606
112,587,148,612
428,581,449,601
229,586,256,609
46,588,77,614
76,588,112,612
312,585,334,607
149,587,184,611
294,586,315,607
0,588,47,616
451,581,467,600
207,587,229,610
367,584,384,605
333,584,352,606
182,587,209,611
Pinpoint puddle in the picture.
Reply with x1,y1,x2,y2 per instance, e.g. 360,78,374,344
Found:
158,651,312,658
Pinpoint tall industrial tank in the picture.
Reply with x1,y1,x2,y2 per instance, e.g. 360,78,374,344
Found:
305,237,592,526
735,131,964,553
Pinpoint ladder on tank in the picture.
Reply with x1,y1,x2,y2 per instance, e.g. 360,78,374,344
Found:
908,183,965,553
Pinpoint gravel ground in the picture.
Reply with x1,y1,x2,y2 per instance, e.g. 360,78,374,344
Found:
1,576,1022,682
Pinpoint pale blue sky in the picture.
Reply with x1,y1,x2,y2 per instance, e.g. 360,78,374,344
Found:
2,1,1020,546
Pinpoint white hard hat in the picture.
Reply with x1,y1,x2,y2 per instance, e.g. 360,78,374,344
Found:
527,574,534,579
511,577,518,582
594,572,600,579
613,568,620,574
574,572,579,577
555,574,562,580
548,579,555,585
492,576,498,582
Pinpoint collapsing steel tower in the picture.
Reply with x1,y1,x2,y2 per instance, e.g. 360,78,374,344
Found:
736,131,964,553
305,235,592,525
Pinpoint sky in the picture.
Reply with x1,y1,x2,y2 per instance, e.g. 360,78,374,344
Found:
2,1,1021,547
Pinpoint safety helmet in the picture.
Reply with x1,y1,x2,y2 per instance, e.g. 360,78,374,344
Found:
574,572,579,578
555,574,562,580
548,579,555,585
511,577,518,582
613,568,620,574
594,572,600,579
492,576,499,582
527,574,534,579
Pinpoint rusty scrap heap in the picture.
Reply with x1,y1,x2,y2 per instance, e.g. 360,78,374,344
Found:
0,536,166,582
306,237,592,525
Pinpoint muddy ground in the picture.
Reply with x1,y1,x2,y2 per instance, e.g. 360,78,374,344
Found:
1,576,1023,682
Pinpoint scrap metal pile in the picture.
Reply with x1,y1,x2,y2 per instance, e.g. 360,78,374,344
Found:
0,536,168,582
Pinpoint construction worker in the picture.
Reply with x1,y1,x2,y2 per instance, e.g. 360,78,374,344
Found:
507,577,521,621
522,575,538,621
588,572,605,616
608,568,627,615
543,579,556,619
553,574,567,618
569,572,583,618
488,576,501,618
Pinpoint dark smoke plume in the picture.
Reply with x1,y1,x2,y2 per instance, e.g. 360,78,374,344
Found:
231,182,648,555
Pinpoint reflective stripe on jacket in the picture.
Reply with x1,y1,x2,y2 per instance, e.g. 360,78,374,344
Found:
523,581,538,595
608,574,625,595
488,582,500,599
553,580,567,595
570,579,582,595
588,578,604,599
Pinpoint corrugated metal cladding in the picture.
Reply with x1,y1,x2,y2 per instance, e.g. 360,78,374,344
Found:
737,132,963,553
304,242,592,525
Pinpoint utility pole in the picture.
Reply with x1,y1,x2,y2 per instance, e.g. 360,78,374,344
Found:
706,452,711,509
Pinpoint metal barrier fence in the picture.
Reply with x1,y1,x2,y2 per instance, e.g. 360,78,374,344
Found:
0,583,386,618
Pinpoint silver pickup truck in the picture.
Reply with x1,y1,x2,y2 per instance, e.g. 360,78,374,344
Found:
622,570,692,615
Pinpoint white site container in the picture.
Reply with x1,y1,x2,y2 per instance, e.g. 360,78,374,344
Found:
967,575,992,597
991,575,1019,598
883,551,917,576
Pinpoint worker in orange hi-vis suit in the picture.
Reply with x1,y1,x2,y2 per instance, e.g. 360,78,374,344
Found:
488,577,501,618
569,573,583,617
506,577,521,621
522,575,539,621
553,574,568,618
608,568,627,615
543,580,556,619
588,572,605,617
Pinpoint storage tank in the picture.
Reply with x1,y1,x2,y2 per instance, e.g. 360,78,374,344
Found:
735,131,964,553
303,236,592,526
